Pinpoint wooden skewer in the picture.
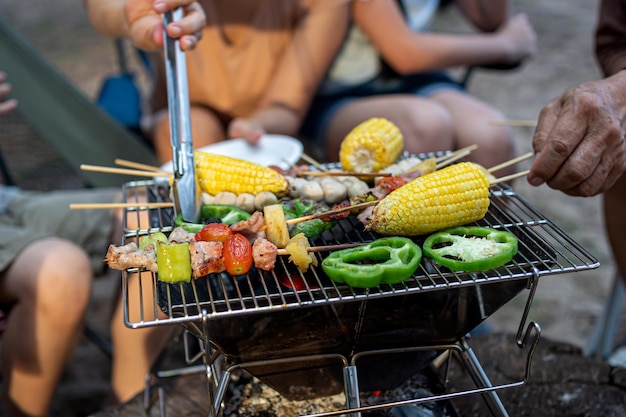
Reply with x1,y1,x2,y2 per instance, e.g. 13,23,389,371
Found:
81,164,172,178
487,152,534,174
296,171,391,178
489,119,537,127
489,169,530,186
435,148,472,170
276,242,366,256
284,200,379,226
259,200,379,232
300,153,328,172
70,202,174,210
115,158,169,174
436,144,478,161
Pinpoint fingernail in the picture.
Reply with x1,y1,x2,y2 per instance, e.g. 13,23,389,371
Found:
527,175,544,187
169,25,182,37
153,2,166,12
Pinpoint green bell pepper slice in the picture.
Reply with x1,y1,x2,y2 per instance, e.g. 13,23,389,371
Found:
174,204,252,232
282,199,336,238
138,232,168,249
200,204,251,225
321,237,422,288
156,242,192,283
423,226,518,272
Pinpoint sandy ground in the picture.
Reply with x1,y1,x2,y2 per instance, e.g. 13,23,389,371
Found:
0,0,623,415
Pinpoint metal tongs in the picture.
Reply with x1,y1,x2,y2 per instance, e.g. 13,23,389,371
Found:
163,9,198,222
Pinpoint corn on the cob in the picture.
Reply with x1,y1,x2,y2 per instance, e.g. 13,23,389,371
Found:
339,117,404,173
367,162,490,236
195,151,289,196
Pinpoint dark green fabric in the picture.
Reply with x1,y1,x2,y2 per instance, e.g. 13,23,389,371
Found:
0,16,159,187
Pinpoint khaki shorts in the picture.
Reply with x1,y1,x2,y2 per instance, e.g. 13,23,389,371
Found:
0,188,121,275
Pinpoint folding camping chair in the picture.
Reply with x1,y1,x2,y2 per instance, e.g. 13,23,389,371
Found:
96,38,154,145
0,15,160,357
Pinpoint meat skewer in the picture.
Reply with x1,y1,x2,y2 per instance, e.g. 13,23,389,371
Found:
104,229,366,277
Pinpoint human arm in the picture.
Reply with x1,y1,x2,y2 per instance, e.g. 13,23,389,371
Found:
229,0,349,144
83,0,205,51
527,0,626,197
0,72,17,115
227,106,298,145
351,0,535,74
453,0,508,32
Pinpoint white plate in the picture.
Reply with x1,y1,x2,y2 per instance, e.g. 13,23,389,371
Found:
161,134,303,172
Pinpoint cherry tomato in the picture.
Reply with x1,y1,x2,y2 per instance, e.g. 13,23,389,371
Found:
195,223,233,243
223,233,253,276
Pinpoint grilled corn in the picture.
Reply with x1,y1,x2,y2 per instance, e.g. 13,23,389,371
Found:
339,117,404,173
367,162,490,236
195,151,289,196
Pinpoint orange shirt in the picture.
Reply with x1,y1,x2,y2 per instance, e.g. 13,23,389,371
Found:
151,0,349,120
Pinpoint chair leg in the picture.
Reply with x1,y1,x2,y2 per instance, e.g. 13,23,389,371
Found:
584,272,625,359
84,321,113,358
0,147,15,185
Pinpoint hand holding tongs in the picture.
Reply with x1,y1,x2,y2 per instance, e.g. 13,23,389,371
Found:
163,8,198,222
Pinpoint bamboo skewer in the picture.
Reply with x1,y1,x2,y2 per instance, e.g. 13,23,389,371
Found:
297,144,480,178
284,200,379,226
435,148,472,170
489,119,537,127
70,202,174,210
258,200,380,231
435,144,479,163
81,164,172,178
296,171,391,178
281,167,527,227
487,152,534,174
300,153,328,172
276,242,366,256
489,169,530,186
115,158,169,174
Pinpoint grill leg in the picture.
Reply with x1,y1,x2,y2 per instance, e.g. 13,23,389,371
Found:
456,339,509,417
344,365,361,417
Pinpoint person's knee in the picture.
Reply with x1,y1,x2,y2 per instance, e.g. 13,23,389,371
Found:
399,104,454,154
34,239,93,321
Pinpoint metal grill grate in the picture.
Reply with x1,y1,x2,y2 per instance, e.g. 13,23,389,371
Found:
119,179,599,330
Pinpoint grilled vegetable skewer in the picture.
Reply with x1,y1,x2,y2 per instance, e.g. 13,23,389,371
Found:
366,163,529,236
367,162,490,236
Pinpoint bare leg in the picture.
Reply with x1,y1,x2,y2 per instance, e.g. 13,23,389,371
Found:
429,90,516,176
0,238,92,417
109,273,175,403
323,94,455,162
604,175,626,286
109,197,176,403
152,105,227,164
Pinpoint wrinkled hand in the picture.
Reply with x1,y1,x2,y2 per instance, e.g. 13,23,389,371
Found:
228,118,265,145
528,73,626,196
125,0,205,51
496,13,537,64
0,72,17,115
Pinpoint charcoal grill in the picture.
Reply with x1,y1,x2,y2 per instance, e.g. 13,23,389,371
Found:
117,168,599,417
